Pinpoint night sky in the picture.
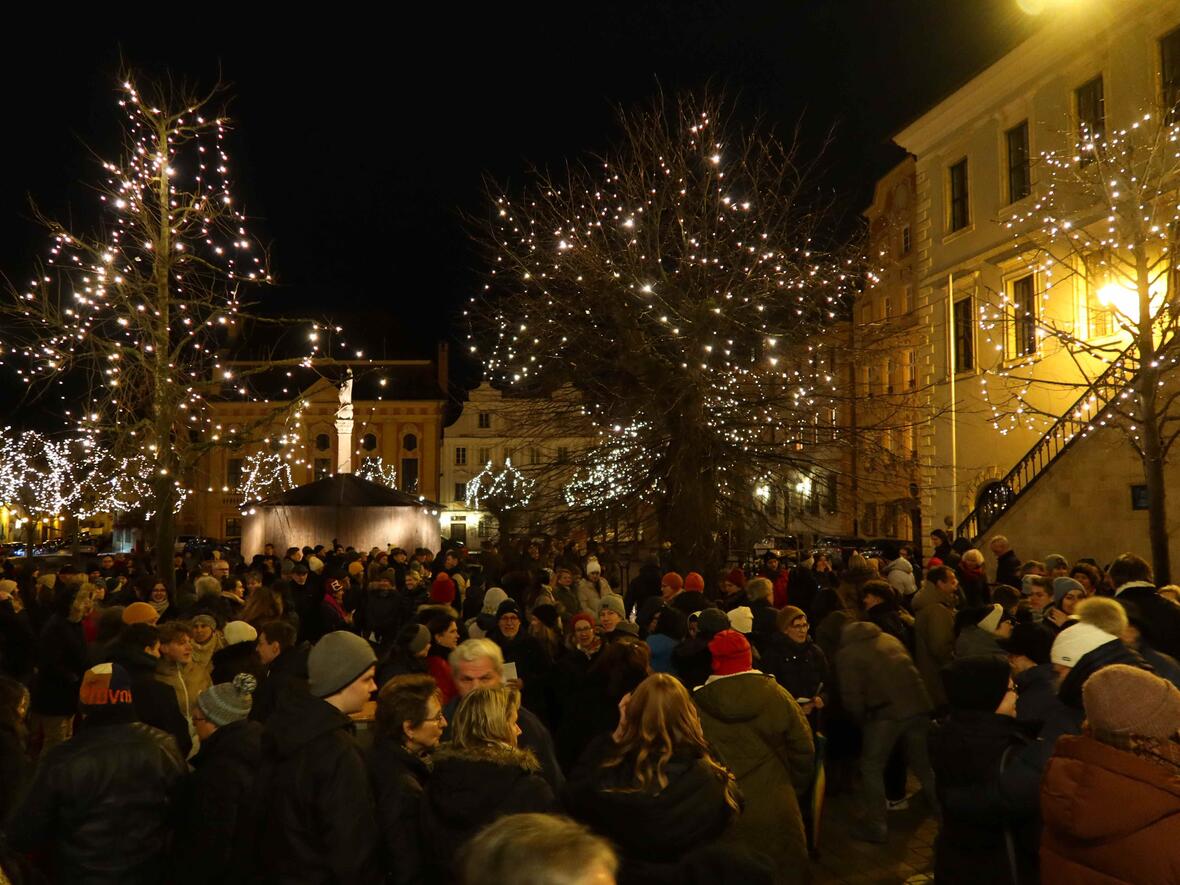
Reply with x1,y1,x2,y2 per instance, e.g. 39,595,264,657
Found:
0,2,1038,419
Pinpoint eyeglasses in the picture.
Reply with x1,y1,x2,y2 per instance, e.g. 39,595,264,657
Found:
422,711,446,724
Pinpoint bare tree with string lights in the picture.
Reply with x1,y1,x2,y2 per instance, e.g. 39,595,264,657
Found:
976,108,1180,581
466,93,864,569
0,73,315,584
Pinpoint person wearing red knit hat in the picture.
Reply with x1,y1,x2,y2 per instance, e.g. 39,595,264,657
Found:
672,572,709,617
660,573,683,602
430,573,456,607
695,629,814,879
719,568,747,612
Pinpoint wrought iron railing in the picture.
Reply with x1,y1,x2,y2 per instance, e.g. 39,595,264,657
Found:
957,344,1141,541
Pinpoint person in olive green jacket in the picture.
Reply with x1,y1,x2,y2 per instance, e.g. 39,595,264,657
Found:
694,630,814,884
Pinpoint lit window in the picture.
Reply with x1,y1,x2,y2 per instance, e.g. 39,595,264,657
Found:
1007,274,1038,359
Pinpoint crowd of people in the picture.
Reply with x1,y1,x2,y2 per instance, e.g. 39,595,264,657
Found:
1,531,1179,883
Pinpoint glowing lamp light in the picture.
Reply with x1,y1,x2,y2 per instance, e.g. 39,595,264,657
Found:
753,483,770,503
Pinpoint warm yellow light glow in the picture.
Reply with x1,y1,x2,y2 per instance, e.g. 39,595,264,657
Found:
1096,280,1165,323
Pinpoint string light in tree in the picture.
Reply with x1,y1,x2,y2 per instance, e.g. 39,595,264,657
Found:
466,458,536,511
356,457,398,488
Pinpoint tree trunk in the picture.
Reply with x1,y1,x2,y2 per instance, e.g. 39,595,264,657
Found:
153,477,177,590
660,404,721,572
1134,241,1171,583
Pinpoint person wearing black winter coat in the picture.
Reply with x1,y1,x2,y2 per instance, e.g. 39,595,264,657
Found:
28,589,89,746
210,641,264,686
419,741,555,882
175,718,265,884
625,560,663,619
249,640,310,725
563,734,734,885
929,658,1041,885
258,690,381,883
8,688,187,885
367,736,430,885
760,630,829,704
107,638,193,758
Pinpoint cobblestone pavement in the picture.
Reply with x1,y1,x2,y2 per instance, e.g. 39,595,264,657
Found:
809,785,936,884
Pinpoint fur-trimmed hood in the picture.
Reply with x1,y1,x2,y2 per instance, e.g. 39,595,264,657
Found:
432,741,540,772
423,741,549,833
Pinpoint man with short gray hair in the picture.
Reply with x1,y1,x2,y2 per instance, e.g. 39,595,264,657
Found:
445,639,563,789
988,535,1022,589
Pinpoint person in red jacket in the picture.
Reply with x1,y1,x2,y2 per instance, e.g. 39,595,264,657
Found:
1041,663,1180,882
760,553,790,608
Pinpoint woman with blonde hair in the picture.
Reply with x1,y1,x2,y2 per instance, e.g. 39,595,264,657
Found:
420,685,553,880
564,673,737,884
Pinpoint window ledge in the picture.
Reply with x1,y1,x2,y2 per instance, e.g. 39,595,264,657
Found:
941,223,975,246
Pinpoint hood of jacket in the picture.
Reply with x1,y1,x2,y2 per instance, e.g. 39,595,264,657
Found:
886,557,913,577
693,671,777,723
425,743,540,828
840,620,883,647
108,643,164,677
194,717,264,769
265,691,355,758
1044,734,1180,841
1058,639,1149,710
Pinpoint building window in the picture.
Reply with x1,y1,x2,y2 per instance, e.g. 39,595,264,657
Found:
1008,274,1038,359
883,295,892,318
315,433,331,451
450,517,467,545
556,446,570,464
528,447,540,466
953,297,974,373
454,447,467,466
1164,27,1180,119
454,482,467,503
478,447,492,466
860,303,872,326
226,457,243,488
903,349,916,389
1085,257,1117,338
886,357,896,394
314,458,331,481
902,285,912,315
401,458,419,493
1131,484,1150,511
361,433,377,452
863,502,878,537
1006,120,1031,203
402,433,418,452
1076,76,1105,156
223,517,242,539
824,472,838,513
901,225,912,255
948,158,970,232
478,412,491,429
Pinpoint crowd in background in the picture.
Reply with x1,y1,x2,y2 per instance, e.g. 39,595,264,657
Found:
1,529,1180,883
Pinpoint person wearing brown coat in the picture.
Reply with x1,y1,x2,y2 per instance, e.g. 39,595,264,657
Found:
912,566,957,709
694,630,814,884
836,620,937,843
1042,664,1180,883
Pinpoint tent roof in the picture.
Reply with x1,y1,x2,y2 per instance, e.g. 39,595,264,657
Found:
257,474,440,509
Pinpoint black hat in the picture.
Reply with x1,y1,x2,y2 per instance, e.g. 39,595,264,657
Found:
998,622,1054,665
942,657,1011,713
532,603,560,630
291,562,310,575
496,599,522,620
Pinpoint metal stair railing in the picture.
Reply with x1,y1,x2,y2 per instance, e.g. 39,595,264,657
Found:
957,343,1141,541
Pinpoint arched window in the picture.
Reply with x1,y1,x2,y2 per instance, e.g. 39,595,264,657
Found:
403,433,418,452
361,433,378,452
976,481,1015,533
315,433,331,451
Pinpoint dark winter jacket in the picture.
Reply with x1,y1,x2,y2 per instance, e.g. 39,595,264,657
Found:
210,641,264,686
0,721,29,826
249,643,310,725
954,625,1007,660
107,645,193,758
563,735,734,885
994,550,1022,590
367,736,430,885
0,600,36,681
29,614,87,716
928,711,1040,885
175,718,265,884
746,598,779,651
1116,582,1180,659
258,692,381,884
836,621,932,723
671,636,713,690
1013,662,1059,731
759,632,828,703
694,672,813,883
625,563,663,618
864,598,914,651
489,631,551,723
8,713,187,885
913,589,956,708
420,743,554,882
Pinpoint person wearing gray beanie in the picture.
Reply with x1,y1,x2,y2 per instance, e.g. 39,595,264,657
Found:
308,631,378,700
196,673,257,729
180,673,268,879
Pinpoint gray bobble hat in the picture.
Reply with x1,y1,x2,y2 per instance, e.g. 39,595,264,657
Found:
197,673,257,727
308,631,377,698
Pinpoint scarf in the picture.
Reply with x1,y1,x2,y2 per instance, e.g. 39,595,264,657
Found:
1096,730,1180,777
150,598,170,616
